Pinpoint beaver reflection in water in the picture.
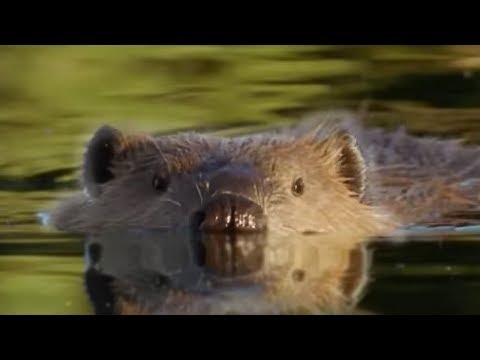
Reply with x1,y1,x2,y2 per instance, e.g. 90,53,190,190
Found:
51,112,480,314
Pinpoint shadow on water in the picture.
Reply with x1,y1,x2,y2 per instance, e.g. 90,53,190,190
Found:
3,45,480,314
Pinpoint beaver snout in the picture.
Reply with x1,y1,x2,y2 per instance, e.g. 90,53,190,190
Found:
194,194,267,278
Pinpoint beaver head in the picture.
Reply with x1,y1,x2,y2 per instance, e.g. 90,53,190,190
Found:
51,123,394,314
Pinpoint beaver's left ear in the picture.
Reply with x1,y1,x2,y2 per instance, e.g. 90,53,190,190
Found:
318,130,367,199
83,126,123,195
83,125,161,198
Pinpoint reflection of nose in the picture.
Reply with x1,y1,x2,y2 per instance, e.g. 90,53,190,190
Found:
192,166,267,277
197,194,267,277
202,232,266,278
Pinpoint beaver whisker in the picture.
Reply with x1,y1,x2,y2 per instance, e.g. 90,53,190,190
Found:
195,183,204,205
253,181,264,209
158,198,183,208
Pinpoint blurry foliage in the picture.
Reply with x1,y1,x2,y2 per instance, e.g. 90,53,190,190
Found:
0,45,479,178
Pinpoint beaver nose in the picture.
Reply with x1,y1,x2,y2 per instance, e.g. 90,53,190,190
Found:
199,194,267,233
196,194,267,277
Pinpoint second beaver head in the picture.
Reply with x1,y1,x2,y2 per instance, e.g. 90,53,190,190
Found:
51,123,394,314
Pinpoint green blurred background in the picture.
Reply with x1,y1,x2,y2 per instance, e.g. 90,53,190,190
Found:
3,45,480,314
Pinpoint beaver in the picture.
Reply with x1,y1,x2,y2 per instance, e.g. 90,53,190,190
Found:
50,111,480,315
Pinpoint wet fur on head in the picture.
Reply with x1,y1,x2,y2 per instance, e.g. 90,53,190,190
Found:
51,120,395,239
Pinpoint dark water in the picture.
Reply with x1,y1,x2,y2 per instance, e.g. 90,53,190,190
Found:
2,45,480,314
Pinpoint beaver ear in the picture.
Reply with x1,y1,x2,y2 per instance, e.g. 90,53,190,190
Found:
83,125,124,198
322,130,367,198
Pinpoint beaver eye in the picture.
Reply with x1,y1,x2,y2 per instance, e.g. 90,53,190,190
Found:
152,175,169,193
292,178,304,196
